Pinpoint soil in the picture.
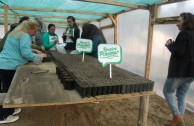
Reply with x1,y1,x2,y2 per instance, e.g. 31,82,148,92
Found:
2,95,194,126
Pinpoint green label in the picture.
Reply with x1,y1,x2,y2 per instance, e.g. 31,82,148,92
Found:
76,38,93,53
98,44,122,67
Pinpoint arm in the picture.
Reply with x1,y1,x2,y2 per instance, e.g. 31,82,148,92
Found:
42,33,55,50
69,27,80,43
19,33,38,61
62,29,67,43
166,31,188,56
32,49,43,54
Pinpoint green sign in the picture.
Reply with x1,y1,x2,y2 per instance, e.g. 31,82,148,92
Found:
76,38,93,53
98,44,122,67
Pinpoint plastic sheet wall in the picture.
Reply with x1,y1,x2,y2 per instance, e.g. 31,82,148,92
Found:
100,10,150,77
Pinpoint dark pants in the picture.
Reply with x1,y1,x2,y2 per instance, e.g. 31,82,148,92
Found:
0,69,15,120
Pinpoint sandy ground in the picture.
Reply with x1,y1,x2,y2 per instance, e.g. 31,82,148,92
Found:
1,95,194,126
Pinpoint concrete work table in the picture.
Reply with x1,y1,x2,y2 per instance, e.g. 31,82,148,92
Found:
3,62,155,126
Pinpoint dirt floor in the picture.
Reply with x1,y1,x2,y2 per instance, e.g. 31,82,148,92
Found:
1,95,194,126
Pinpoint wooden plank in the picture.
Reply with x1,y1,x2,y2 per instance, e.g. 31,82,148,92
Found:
3,62,155,108
107,14,116,25
144,5,155,79
114,14,118,44
14,13,17,23
104,14,118,43
75,0,149,10
4,5,8,33
157,0,188,5
137,96,150,126
155,16,178,24
0,12,97,21
100,24,114,30
0,93,6,105
9,6,106,17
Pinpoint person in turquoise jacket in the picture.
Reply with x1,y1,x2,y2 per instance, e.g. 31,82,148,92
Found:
0,20,47,124
42,24,58,50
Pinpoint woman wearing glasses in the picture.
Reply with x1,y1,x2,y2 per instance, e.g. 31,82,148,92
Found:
62,16,80,51
163,12,194,126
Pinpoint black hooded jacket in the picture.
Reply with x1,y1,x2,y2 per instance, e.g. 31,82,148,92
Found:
166,30,194,78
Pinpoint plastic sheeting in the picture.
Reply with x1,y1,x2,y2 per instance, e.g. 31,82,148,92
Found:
0,0,163,22
116,9,149,77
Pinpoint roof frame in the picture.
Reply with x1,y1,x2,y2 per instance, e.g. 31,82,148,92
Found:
74,0,149,10
0,6,107,17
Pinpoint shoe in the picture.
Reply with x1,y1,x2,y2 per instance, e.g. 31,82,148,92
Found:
12,108,21,115
165,115,185,126
0,115,19,124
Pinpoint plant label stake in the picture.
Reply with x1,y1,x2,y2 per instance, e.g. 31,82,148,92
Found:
76,38,93,63
98,44,122,79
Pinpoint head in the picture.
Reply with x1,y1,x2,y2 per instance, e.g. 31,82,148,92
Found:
177,12,194,31
34,16,43,29
82,24,99,39
9,20,39,39
48,24,56,35
19,16,30,23
67,16,77,28
81,23,106,43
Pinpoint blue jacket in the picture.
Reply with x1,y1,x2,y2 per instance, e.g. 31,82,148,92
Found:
0,33,38,70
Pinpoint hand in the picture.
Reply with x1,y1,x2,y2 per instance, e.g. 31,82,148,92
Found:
39,53,47,58
32,49,42,54
165,39,173,45
63,30,66,35
54,40,59,44
65,34,71,37
41,46,45,51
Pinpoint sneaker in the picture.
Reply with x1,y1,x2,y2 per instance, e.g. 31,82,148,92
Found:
12,108,21,115
0,115,19,124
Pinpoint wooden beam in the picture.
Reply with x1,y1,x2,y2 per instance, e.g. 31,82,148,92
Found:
144,5,155,80
4,5,9,33
157,0,188,5
107,14,116,25
0,12,96,21
9,6,106,17
43,20,83,25
100,24,114,30
138,96,150,126
113,14,118,44
155,16,178,24
14,13,17,23
74,0,149,10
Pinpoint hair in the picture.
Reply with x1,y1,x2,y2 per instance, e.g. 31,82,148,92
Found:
9,20,39,40
180,12,194,30
81,23,106,43
48,24,55,29
19,16,30,23
34,16,43,28
67,16,78,28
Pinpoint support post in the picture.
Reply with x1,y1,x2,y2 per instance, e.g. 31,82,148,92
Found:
14,13,17,23
113,14,118,44
107,14,118,44
138,96,150,126
144,5,155,79
4,5,9,33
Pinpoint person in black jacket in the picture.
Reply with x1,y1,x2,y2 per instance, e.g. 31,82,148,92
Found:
62,16,80,50
163,12,194,126
81,23,106,58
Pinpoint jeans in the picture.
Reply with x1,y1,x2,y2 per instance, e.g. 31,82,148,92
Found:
163,78,193,115
0,69,16,120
